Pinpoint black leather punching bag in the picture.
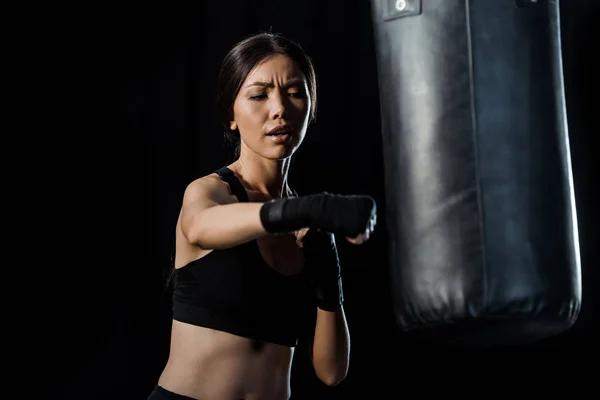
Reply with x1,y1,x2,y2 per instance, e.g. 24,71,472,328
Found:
369,0,582,347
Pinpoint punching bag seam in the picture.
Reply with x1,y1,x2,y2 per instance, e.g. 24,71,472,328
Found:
465,0,489,315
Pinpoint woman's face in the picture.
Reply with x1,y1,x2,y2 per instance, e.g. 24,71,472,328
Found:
230,54,311,160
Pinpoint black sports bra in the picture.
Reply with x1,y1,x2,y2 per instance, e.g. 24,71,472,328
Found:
172,167,314,347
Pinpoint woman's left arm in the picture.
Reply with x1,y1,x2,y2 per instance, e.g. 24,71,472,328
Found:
295,191,375,385
296,229,351,386
310,305,350,386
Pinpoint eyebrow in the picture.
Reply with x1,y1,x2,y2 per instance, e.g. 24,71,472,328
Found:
244,78,305,89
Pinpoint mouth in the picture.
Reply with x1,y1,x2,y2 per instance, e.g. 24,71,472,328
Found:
265,126,294,143
266,126,293,136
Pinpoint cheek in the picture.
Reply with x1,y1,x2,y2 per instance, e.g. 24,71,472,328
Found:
294,99,310,119
235,102,264,129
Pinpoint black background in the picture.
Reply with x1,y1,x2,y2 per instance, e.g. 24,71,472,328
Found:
10,0,598,398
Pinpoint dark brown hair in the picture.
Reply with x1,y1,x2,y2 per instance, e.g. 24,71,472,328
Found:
215,32,318,158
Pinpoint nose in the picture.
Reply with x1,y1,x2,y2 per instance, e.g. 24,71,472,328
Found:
269,93,288,120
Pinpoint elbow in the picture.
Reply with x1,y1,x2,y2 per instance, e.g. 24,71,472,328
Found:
316,368,348,387
183,225,202,247
319,374,347,387
182,215,209,248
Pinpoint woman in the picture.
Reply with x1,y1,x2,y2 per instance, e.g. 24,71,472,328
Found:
149,32,377,400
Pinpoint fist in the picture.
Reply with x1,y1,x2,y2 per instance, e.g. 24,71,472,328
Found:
294,214,376,247
347,208,377,244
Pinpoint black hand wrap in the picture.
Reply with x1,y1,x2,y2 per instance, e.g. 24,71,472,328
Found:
302,229,343,311
260,192,376,237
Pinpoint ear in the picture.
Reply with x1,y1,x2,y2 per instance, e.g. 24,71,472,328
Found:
230,121,238,131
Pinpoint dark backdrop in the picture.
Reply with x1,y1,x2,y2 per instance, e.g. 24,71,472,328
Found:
16,0,597,398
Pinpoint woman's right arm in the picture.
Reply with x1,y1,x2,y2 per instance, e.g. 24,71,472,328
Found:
180,175,267,250
181,175,378,250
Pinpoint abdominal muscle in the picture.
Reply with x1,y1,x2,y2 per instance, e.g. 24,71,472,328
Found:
158,320,295,400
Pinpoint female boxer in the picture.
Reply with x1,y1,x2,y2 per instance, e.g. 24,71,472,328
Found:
148,32,377,400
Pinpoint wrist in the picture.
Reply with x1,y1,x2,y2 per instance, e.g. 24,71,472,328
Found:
314,275,344,311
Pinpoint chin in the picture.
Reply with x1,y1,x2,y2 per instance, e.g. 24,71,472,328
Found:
265,150,295,161
263,146,298,161
262,140,301,160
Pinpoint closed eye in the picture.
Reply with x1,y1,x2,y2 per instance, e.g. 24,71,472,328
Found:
249,94,268,101
249,92,305,101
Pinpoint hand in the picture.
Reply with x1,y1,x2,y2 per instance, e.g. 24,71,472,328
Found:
294,214,375,247
294,227,369,247
294,227,310,248
293,196,377,247
261,192,377,238
346,207,377,245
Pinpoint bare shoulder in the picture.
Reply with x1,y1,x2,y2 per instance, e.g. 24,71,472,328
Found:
183,173,237,207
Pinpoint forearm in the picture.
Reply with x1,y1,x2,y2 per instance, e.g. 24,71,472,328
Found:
311,305,350,386
186,202,268,249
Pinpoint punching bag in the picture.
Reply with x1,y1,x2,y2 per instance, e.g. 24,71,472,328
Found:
369,0,582,347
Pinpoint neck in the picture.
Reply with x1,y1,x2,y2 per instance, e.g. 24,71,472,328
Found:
232,149,292,199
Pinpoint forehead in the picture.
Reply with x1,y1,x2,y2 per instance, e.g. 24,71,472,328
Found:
244,54,306,84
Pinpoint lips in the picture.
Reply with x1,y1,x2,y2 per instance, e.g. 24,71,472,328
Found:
266,125,293,136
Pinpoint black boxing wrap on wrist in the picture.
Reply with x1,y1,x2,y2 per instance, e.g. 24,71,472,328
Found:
259,197,290,233
302,230,344,311
313,277,344,312
259,196,309,234
260,193,376,237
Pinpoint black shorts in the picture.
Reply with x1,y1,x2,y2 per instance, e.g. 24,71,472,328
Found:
147,385,196,400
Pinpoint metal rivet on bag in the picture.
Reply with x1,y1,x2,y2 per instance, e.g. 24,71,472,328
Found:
395,0,407,11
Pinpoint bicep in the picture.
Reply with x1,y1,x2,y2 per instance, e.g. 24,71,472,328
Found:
180,176,232,242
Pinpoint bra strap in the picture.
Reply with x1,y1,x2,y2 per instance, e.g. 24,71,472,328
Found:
215,167,249,202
